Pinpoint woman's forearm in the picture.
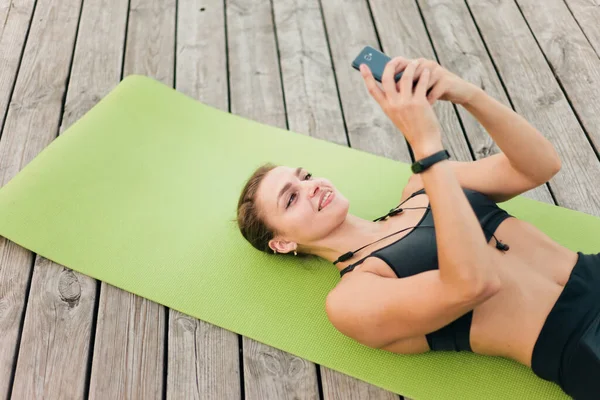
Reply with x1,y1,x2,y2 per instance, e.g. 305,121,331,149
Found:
462,88,561,182
414,143,501,297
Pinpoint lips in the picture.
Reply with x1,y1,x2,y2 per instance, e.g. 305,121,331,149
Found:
318,190,333,211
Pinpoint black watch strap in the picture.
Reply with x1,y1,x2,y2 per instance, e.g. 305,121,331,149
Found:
411,150,450,173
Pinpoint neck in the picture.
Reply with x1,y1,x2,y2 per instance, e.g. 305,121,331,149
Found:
302,214,390,272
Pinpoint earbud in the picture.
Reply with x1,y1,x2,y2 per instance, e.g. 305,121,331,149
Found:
496,241,510,251
333,251,355,265
388,208,403,217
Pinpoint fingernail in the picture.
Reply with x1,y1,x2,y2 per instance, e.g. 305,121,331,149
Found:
411,60,418,65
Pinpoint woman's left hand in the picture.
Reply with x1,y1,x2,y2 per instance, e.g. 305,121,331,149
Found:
360,57,442,150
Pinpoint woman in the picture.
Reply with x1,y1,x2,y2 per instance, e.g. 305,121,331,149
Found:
236,57,600,398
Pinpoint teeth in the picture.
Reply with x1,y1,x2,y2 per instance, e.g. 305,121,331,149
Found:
319,191,332,211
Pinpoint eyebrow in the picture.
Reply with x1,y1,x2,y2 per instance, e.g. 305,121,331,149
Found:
277,167,303,209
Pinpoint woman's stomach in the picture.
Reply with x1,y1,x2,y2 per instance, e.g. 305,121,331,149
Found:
470,217,579,366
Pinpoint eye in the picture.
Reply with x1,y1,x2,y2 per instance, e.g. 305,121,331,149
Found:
286,172,313,209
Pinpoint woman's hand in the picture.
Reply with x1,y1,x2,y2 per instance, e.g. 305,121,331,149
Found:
361,57,480,106
360,58,442,150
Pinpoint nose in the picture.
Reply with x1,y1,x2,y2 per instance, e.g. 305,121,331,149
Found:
309,184,320,199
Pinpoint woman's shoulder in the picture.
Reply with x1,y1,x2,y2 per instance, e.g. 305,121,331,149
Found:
400,174,425,201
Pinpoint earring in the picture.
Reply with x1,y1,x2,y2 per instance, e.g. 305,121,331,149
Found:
294,251,298,256
273,249,277,254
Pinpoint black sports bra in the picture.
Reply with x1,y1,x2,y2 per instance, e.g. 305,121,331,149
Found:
339,187,514,352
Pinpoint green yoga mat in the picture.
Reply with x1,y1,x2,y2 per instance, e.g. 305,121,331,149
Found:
0,75,596,399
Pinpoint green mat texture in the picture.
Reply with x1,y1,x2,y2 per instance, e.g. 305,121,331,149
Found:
2,75,597,399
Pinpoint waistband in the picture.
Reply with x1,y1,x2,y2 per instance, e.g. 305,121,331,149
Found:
531,251,600,385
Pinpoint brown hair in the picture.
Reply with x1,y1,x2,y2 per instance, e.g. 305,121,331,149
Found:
236,163,310,258
236,163,279,253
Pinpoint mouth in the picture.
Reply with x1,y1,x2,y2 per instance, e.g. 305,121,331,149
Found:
318,189,334,211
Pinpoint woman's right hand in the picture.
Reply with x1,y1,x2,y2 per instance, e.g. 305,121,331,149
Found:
387,57,481,106
360,58,443,150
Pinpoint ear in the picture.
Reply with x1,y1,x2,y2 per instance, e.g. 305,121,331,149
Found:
268,238,298,254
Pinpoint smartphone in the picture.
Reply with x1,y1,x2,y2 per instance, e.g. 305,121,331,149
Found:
351,45,403,83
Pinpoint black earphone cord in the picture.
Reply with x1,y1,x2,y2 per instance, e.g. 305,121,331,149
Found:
332,204,510,265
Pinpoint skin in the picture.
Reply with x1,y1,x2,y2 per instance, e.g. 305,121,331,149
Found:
254,57,577,371
256,165,406,262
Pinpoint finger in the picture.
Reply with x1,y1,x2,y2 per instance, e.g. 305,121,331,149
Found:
427,82,446,105
425,74,441,92
400,60,419,100
395,61,415,91
382,57,407,96
412,60,428,80
360,64,386,105
392,57,410,82
397,62,433,92
415,68,430,98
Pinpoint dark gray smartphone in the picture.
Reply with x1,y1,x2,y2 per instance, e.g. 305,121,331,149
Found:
351,45,403,83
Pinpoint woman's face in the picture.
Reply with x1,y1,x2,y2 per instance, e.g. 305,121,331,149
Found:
256,166,349,252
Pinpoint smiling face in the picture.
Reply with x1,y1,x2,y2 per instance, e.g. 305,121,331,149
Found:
256,166,350,253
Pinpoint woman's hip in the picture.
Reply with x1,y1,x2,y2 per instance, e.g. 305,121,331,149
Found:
531,251,600,398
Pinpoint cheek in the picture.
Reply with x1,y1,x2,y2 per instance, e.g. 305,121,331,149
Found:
285,205,316,230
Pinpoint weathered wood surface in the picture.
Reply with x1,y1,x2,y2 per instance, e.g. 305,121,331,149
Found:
467,0,600,215
564,0,600,58
516,0,600,152
0,1,37,395
169,0,240,399
0,0,35,138
0,1,599,399
88,0,175,398
0,0,84,398
227,0,321,398
415,0,557,205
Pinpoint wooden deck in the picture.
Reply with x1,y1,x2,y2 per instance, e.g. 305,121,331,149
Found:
1,0,599,398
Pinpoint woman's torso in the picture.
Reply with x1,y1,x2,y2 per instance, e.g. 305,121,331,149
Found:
335,188,578,368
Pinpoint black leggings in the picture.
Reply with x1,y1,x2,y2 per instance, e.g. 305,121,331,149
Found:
531,251,600,399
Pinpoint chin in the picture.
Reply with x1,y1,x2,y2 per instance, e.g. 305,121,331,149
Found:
322,200,349,223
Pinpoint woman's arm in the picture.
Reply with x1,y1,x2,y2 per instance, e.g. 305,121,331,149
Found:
461,88,561,182
408,57,561,182
360,58,502,297
413,141,501,295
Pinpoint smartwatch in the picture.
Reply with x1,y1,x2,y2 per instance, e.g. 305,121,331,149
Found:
411,150,450,173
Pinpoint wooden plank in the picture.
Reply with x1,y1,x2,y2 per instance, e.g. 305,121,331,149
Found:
122,0,176,84
9,0,129,398
59,0,128,133
319,0,411,162
412,0,553,203
227,0,320,398
515,0,600,152
9,0,129,396
1,0,84,398
0,1,37,396
273,0,347,145
0,0,35,137
168,0,240,399
320,368,399,399
564,0,600,57
175,0,228,109
88,0,175,398
468,0,600,215
464,0,600,215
